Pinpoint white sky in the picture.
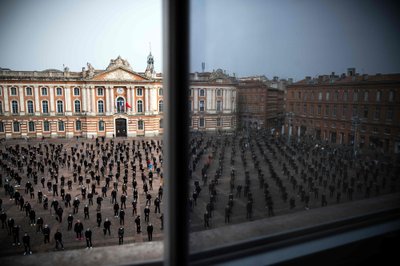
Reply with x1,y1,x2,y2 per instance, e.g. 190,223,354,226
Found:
0,0,162,72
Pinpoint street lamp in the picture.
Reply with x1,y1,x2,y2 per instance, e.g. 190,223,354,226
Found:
351,115,362,157
286,112,294,144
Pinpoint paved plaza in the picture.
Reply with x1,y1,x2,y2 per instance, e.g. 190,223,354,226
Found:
188,129,400,233
0,136,164,257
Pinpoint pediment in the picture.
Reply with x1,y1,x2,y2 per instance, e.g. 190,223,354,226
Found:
90,68,148,81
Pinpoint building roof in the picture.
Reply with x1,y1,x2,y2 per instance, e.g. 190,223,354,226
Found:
292,73,400,86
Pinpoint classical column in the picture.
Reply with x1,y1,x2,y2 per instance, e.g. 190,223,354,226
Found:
127,86,132,114
3,85,9,112
105,86,110,114
18,86,25,113
110,87,115,113
65,86,71,112
206,88,212,111
131,86,135,113
49,86,55,113
145,86,150,113
34,85,40,113
193,87,198,111
86,86,92,113
90,86,96,114
150,86,157,112
82,86,87,112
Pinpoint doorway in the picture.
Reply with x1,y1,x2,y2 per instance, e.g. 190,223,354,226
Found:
115,118,127,137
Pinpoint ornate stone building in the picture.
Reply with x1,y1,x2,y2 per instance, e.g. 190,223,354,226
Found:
0,55,164,138
285,68,400,154
189,69,237,131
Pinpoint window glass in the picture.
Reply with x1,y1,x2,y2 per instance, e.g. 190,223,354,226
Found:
11,87,17,95
0,122,4,132
58,120,65,131
27,100,34,114
12,100,18,114
28,121,35,132
137,100,143,113
13,121,20,132
74,87,80,96
56,87,63,96
75,100,81,113
41,87,48,96
76,120,82,131
26,87,33,95
43,121,50,131
42,101,49,113
98,100,104,113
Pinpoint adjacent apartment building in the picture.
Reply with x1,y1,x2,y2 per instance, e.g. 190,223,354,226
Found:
285,68,400,153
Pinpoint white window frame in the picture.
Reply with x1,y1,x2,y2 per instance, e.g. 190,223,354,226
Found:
27,100,34,114
74,100,81,113
41,87,48,96
98,100,104,113
42,101,49,114
56,87,63,96
74,87,80,96
26,87,33,96
10,87,17,96
137,87,143,96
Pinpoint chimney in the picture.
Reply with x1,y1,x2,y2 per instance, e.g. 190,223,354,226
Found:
347,67,356,76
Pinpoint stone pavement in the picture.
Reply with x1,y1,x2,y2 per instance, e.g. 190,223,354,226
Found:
0,137,164,258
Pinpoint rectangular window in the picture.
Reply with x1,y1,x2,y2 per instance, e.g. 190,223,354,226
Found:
42,101,49,114
99,121,105,131
325,91,330,101
387,107,393,120
216,117,222,127
137,87,143,96
376,91,381,102
317,105,321,115
333,105,337,116
13,122,20,132
318,92,322,101
58,121,65,131
374,106,380,120
364,91,368,101
363,106,369,119
343,91,348,101
97,87,104,96
216,100,222,111
76,120,82,131
26,87,33,96
389,90,395,102
159,88,163,96
43,121,50,132
27,101,34,114
56,87,63,96
353,91,358,101
325,105,330,116
0,122,4,132
10,87,17,96
41,87,48,96
28,121,35,132
199,100,205,112
199,117,205,127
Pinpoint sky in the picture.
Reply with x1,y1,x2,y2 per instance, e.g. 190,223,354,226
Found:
190,0,400,80
0,0,162,73
0,0,399,81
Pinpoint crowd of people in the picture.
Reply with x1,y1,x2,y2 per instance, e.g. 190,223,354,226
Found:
0,136,164,256
188,129,399,231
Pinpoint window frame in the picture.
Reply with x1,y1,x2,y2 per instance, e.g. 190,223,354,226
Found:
74,100,81,113
10,87,17,96
58,120,65,131
42,100,49,114
26,87,33,96
98,100,104,113
13,121,20,132
56,87,63,96
74,87,80,96
41,87,48,96
43,121,50,132
28,121,35,132
27,100,34,114
76,120,82,131
137,100,143,113
57,100,64,114
11,100,19,114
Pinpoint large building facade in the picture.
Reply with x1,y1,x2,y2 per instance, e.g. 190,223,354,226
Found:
285,68,400,153
0,55,164,138
237,77,285,131
189,69,237,131
0,57,238,139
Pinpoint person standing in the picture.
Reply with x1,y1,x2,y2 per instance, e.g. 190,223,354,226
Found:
43,224,50,244
56,206,63,223
36,217,44,233
67,214,73,231
22,232,32,255
147,223,153,241
119,209,125,225
134,215,141,233
54,229,64,250
12,225,21,246
154,197,161,213
144,205,150,222
96,211,102,227
103,218,111,236
84,205,89,220
74,220,84,240
85,228,93,249
118,227,124,245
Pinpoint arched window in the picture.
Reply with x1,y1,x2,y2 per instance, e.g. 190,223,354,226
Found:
13,121,20,132
58,121,65,131
98,100,104,113
56,87,63,96
74,100,81,113
57,100,64,113
26,87,33,96
159,100,163,112
12,100,18,114
138,120,144,130
27,100,34,114
74,87,80,96
76,120,82,131
28,121,35,132
42,101,49,114
116,97,125,113
41,87,48,96
137,100,143,113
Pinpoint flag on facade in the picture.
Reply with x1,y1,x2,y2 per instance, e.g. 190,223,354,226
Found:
126,102,132,109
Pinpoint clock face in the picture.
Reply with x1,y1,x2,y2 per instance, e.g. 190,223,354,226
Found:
117,88,124,94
